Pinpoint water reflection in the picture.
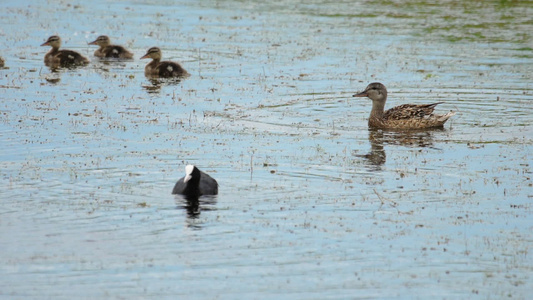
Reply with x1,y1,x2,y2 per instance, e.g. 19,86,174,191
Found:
90,60,131,80
175,195,217,219
359,128,445,170
360,129,387,170
142,77,185,93
41,66,66,84
95,59,130,66
44,62,87,72
42,68,93,84
44,75,61,84
42,63,88,83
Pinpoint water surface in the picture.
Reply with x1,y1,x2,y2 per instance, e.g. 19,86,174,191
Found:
1,0,532,299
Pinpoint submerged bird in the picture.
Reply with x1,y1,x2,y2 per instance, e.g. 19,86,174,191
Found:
88,35,133,59
41,35,89,67
172,165,218,198
353,82,455,129
140,47,188,78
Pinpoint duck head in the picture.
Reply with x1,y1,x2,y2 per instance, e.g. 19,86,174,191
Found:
88,35,111,47
353,82,388,103
140,47,162,60
41,35,62,48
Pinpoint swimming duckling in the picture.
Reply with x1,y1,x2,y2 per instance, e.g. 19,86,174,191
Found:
88,35,133,59
140,47,188,78
41,35,89,67
353,82,455,129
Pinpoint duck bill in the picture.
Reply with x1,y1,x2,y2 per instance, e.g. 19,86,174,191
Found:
40,41,50,46
140,53,150,59
353,91,368,97
88,40,98,45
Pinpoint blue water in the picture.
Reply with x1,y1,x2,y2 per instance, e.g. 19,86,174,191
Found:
1,0,532,299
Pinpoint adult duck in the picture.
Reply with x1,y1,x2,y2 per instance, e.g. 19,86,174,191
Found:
353,82,455,129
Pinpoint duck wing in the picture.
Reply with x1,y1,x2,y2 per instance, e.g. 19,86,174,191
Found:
102,45,133,59
383,102,443,120
55,50,88,66
156,61,188,77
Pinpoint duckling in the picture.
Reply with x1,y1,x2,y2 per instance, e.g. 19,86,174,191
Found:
0,57,4,68
140,47,188,78
41,35,89,67
353,82,455,129
88,35,133,59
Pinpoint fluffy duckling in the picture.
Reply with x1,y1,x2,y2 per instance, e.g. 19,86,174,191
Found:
172,165,218,198
41,35,89,67
140,47,188,78
353,82,455,129
88,35,133,59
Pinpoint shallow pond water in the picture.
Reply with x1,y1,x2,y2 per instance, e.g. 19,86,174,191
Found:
1,0,532,299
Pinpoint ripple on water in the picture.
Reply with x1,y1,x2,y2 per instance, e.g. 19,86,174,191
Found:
1,0,532,299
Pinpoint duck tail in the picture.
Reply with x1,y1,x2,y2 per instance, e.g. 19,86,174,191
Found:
438,111,456,122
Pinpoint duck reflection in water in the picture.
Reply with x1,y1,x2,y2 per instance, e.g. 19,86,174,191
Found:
359,128,444,170
142,77,185,94
360,129,387,170
172,165,218,218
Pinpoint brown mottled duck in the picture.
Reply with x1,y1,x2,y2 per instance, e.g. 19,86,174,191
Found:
88,35,133,59
353,82,455,129
41,35,89,67
140,47,188,78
